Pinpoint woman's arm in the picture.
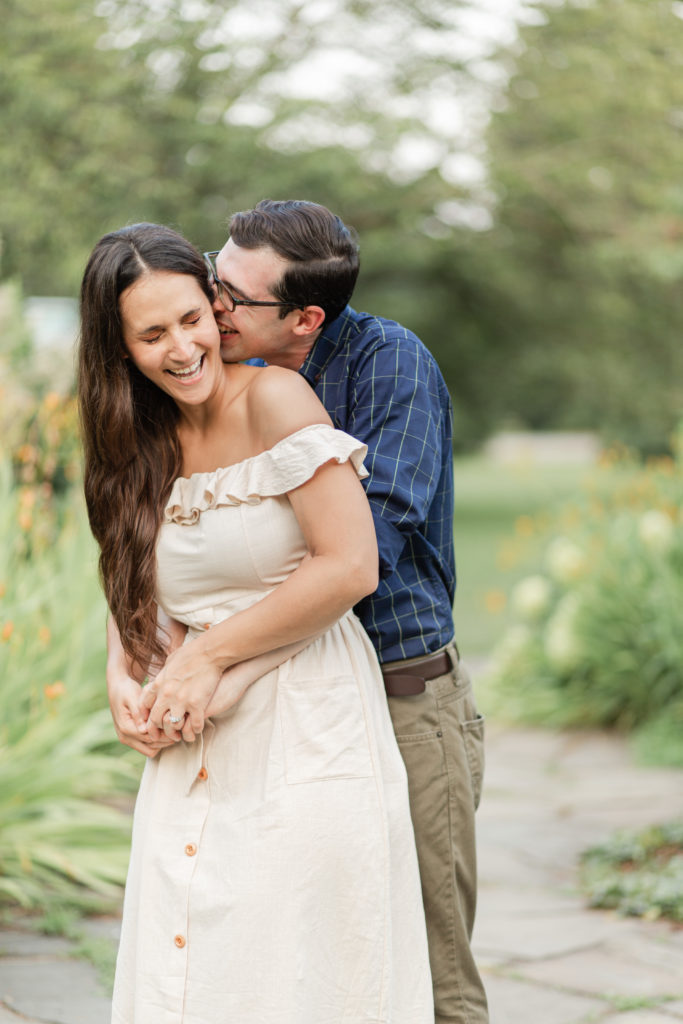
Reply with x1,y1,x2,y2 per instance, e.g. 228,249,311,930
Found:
107,612,189,753
142,369,379,735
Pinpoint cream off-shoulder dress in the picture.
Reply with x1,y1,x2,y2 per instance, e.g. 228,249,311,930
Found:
111,424,433,1024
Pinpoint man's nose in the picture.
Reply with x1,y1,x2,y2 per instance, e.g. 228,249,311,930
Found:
211,288,227,314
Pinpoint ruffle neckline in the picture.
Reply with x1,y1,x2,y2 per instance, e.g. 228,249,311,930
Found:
163,423,368,526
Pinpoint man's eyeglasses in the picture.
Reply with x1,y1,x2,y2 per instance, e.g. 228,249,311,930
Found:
203,251,294,313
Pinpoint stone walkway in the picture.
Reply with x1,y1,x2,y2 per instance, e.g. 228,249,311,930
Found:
476,723,683,1023
1,718,682,1023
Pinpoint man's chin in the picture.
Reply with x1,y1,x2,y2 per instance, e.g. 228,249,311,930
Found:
220,342,241,364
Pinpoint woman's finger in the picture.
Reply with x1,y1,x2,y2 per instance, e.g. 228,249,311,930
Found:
140,683,158,710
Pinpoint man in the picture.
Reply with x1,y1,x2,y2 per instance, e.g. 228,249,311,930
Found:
108,200,487,1024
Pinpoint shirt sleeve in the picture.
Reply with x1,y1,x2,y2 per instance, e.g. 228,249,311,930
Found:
346,335,450,579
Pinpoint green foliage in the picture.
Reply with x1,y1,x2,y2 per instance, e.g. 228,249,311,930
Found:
581,822,683,923
13,393,81,496
453,454,591,653
482,441,683,764
0,467,139,913
484,0,683,450
5,0,683,449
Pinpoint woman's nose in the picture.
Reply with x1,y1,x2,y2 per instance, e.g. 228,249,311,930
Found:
169,330,195,361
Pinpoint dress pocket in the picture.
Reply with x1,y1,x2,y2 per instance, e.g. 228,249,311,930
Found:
278,675,374,785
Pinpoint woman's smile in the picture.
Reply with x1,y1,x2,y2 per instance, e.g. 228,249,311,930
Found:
166,354,205,382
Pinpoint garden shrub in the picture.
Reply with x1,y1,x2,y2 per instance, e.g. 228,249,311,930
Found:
483,439,683,765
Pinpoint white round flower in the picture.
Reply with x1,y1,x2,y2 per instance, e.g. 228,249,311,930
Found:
488,625,532,676
638,510,675,554
544,594,582,671
545,537,585,584
511,575,552,620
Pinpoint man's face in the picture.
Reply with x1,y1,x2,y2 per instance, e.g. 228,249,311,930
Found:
212,240,305,370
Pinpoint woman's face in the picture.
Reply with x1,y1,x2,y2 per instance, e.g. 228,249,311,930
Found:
119,270,221,405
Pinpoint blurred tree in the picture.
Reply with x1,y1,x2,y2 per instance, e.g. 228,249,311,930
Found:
482,0,683,450
0,0,479,294
7,0,682,449
0,0,500,445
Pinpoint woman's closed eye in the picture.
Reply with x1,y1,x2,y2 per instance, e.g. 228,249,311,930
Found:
141,313,202,343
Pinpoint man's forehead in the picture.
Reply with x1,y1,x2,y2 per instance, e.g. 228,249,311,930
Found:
216,240,286,284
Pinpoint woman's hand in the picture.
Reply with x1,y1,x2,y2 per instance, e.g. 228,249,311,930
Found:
108,673,176,757
139,637,223,739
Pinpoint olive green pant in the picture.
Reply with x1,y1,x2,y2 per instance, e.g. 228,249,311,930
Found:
386,646,488,1024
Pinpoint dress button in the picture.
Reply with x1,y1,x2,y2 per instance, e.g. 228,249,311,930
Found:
174,934,186,948
185,843,197,857
197,767,208,780
203,623,210,630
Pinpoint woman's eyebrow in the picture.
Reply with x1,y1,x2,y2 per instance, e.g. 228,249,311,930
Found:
136,307,203,335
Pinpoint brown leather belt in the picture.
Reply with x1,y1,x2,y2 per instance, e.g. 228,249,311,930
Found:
381,649,453,697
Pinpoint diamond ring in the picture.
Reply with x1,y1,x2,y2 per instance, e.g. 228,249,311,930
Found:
168,714,184,724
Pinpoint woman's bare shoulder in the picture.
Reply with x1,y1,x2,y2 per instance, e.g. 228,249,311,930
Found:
245,366,332,447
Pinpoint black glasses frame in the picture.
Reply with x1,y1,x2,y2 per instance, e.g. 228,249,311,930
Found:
203,251,294,312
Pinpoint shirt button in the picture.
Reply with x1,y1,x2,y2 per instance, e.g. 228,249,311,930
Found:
197,767,208,781
185,843,197,857
174,934,186,948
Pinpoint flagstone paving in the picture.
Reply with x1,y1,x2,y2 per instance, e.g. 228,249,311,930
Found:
474,716,683,1023
1,701,682,1023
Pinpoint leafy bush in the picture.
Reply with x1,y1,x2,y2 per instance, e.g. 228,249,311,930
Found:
0,464,139,913
0,281,82,503
482,440,683,764
581,822,683,922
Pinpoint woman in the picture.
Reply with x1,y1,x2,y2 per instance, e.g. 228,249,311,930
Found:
78,223,432,1024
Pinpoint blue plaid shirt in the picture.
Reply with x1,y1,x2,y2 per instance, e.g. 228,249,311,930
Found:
300,306,456,663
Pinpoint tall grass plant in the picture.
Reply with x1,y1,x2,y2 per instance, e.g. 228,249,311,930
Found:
0,464,139,913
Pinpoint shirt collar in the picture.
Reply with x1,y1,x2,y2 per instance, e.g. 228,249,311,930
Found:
300,306,355,384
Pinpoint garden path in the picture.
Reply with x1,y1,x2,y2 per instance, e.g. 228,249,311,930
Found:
476,709,683,1023
1,674,682,1024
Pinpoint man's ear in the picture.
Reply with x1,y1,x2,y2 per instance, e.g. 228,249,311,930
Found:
291,305,325,336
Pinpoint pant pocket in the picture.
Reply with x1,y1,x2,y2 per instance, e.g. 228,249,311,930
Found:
461,713,485,810
278,675,373,785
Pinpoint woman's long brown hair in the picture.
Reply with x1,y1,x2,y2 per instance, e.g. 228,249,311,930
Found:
78,223,214,672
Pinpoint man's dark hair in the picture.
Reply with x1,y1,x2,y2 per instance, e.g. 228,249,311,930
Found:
229,199,360,326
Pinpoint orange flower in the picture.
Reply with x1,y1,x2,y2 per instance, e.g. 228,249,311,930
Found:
19,487,37,509
484,590,507,614
0,582,6,599
43,392,61,412
44,681,65,700
18,511,33,532
515,515,535,538
39,626,51,646
1,621,15,642
15,444,37,464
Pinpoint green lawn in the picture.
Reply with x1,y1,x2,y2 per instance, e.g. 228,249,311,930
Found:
452,456,594,655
